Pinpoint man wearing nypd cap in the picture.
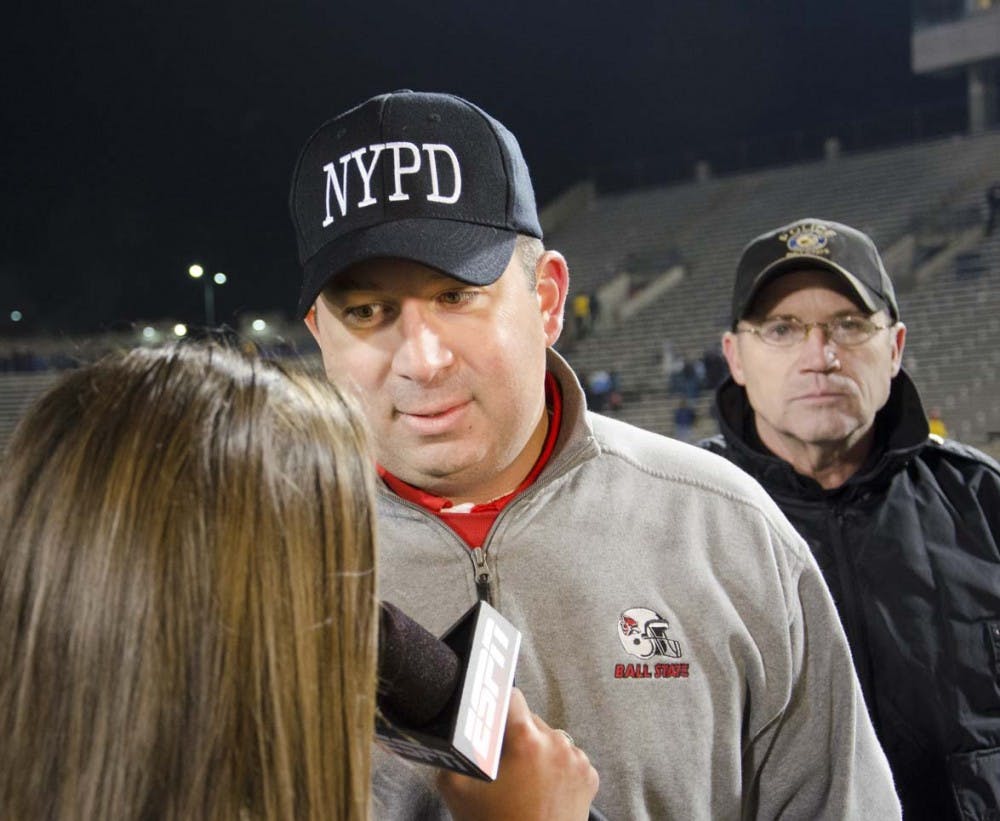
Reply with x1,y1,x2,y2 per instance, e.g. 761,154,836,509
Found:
702,218,1000,819
290,92,899,819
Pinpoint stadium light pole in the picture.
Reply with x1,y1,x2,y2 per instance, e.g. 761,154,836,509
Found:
188,264,227,327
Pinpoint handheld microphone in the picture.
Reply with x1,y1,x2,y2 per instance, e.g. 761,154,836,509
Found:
376,600,521,781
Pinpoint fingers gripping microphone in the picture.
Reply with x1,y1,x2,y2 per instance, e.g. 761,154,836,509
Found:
376,600,521,781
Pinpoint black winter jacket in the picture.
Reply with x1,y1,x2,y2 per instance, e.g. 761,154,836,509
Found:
702,371,1000,820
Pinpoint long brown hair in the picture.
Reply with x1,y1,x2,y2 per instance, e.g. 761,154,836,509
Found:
0,343,377,820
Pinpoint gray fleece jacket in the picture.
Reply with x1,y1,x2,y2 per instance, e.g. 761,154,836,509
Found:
372,349,899,820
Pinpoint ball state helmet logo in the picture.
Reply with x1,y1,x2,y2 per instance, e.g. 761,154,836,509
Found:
618,608,682,659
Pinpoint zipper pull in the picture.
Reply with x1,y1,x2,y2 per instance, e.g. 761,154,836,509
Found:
472,548,491,602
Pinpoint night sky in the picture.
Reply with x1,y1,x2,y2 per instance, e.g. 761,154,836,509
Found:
2,0,964,334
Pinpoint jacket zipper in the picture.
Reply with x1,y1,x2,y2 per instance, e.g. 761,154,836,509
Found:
378,441,593,610
472,547,492,604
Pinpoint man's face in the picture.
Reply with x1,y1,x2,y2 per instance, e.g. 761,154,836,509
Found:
304,250,567,503
722,269,906,456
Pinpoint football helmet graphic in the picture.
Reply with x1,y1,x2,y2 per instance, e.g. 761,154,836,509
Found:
618,607,682,659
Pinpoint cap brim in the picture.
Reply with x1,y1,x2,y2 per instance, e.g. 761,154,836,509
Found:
297,218,518,317
736,256,883,324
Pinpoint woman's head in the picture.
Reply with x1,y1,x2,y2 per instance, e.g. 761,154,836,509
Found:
0,343,377,820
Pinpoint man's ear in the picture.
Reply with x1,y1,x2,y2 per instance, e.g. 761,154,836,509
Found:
536,251,570,347
303,304,321,344
721,331,746,386
889,321,907,378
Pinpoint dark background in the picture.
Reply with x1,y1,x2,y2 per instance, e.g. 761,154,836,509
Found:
1,0,965,333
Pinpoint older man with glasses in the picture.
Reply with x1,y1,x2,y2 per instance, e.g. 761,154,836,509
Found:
701,218,1000,820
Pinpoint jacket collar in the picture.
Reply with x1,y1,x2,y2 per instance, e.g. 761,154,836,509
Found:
543,347,601,478
713,369,929,498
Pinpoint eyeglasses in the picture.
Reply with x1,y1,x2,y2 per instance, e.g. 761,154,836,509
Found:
737,315,888,347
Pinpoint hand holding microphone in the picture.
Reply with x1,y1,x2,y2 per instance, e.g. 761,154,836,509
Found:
376,600,604,819
435,687,600,821
376,599,520,779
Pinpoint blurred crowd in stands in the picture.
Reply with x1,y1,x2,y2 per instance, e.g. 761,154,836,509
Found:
0,348,79,372
661,340,728,400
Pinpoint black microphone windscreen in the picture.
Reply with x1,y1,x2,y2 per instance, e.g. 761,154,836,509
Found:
377,602,461,727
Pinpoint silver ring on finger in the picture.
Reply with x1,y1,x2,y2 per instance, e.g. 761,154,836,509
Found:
555,729,575,746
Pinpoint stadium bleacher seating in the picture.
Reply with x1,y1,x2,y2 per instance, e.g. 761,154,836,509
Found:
0,371,62,449
550,129,1000,446
3,129,1000,455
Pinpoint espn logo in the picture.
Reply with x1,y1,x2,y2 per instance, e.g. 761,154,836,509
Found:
462,615,514,757
454,604,521,779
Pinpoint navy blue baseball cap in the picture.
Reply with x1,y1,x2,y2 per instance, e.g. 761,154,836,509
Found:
732,218,900,327
290,90,543,317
